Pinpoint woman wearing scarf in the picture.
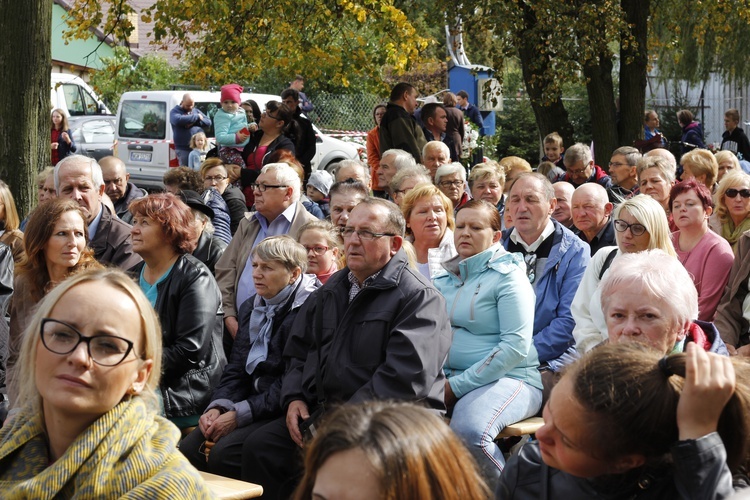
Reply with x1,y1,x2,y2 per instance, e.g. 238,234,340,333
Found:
181,235,319,480
709,170,750,251
0,268,211,498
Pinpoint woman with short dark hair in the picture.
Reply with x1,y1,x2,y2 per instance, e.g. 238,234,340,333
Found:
670,180,733,321
129,193,226,429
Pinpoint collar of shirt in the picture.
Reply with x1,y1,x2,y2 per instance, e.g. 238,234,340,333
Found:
509,219,555,252
88,204,105,240
252,202,297,233
347,270,382,303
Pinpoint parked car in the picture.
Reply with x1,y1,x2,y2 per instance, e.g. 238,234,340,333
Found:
69,115,117,160
114,90,360,190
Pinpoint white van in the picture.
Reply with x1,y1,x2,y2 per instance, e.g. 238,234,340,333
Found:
114,90,360,190
51,73,111,116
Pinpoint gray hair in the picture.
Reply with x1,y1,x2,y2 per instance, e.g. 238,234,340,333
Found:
612,146,642,167
636,156,676,184
356,198,406,236
600,249,698,326
563,143,593,169
251,235,308,273
389,165,431,193
434,162,466,184
468,161,505,189
422,141,450,160
333,159,371,185
192,208,215,234
260,162,301,201
643,148,677,174
381,149,417,172
54,154,104,191
508,172,556,203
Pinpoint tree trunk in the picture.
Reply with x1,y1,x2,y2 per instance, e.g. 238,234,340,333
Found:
618,0,650,148
583,54,619,169
0,0,51,218
516,5,575,158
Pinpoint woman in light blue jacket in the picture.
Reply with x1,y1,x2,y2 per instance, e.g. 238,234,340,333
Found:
433,199,542,488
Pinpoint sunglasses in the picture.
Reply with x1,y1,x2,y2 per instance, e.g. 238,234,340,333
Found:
725,188,750,199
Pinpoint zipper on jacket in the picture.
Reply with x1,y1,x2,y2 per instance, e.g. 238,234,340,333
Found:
469,283,481,321
476,348,500,374
448,282,464,322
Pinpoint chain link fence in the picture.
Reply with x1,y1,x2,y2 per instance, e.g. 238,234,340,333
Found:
305,92,385,134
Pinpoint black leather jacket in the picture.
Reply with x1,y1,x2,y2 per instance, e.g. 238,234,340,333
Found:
192,231,227,276
130,254,226,418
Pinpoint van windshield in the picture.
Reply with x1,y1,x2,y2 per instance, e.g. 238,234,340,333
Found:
119,101,168,139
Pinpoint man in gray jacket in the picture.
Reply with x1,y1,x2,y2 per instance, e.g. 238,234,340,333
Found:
242,198,452,498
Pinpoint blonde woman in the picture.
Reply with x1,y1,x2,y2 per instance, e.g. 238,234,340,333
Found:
0,181,25,263
0,268,212,497
680,149,719,191
715,150,740,183
709,170,750,250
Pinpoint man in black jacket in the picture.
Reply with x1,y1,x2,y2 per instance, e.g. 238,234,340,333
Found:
379,82,427,163
281,88,317,180
242,198,452,498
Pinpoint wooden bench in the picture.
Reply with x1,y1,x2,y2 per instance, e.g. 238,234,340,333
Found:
496,417,544,439
199,471,264,499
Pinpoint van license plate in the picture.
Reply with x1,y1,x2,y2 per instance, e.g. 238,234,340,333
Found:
130,151,152,162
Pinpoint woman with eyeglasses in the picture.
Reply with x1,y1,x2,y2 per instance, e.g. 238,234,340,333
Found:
180,236,319,479
572,195,676,354
669,180,733,322
433,200,542,488
296,220,340,284
237,101,296,208
200,158,247,237
708,170,750,251
128,194,226,430
401,184,457,281
435,163,470,211
0,268,212,496
7,199,101,406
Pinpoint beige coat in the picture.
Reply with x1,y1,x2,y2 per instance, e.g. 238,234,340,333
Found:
714,231,750,347
215,202,316,319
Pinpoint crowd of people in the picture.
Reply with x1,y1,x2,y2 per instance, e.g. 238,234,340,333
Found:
0,82,750,499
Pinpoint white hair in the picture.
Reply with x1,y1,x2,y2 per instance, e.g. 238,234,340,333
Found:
434,162,466,183
381,149,417,171
260,162,301,201
422,141,450,159
54,154,105,191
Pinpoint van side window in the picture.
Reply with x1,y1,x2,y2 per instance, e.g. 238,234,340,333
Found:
119,101,167,139
63,84,85,116
82,90,99,115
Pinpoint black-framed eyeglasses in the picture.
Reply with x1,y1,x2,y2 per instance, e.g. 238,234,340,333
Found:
614,219,647,236
725,188,750,199
439,180,464,188
40,318,136,367
251,183,288,192
340,227,396,241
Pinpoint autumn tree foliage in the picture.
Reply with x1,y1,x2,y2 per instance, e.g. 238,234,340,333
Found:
64,0,432,93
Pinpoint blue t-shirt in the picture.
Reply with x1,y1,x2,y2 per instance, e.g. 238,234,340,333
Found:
139,265,174,307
